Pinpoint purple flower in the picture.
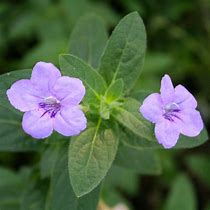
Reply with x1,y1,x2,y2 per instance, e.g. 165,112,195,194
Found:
7,62,87,139
140,74,204,149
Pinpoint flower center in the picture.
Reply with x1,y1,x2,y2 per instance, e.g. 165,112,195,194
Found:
39,96,61,118
163,102,181,122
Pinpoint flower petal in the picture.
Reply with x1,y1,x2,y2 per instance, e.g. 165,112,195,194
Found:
7,79,43,112
52,76,85,105
174,85,197,109
54,106,87,136
176,109,204,137
31,62,61,92
160,74,175,104
155,119,180,149
140,93,163,123
22,110,53,139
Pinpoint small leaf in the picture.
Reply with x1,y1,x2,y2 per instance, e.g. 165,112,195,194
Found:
59,54,107,103
50,144,100,210
69,126,118,197
100,97,110,120
99,12,146,92
114,146,161,175
105,79,124,103
69,13,108,69
113,98,154,141
100,79,124,120
0,70,44,151
164,174,197,210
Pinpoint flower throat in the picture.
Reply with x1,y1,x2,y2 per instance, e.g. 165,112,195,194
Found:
39,96,61,118
163,102,181,122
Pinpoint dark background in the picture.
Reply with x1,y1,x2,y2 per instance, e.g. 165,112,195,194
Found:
0,0,210,209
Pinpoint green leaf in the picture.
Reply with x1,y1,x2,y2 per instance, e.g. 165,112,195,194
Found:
0,70,44,151
163,174,197,210
0,167,24,210
62,0,119,27
0,167,22,187
142,52,173,75
120,123,208,150
69,125,118,197
9,11,39,40
20,178,48,210
99,97,110,120
104,165,139,196
121,125,208,149
99,79,124,120
69,13,108,69
120,127,160,149
175,129,208,148
89,2,120,27
114,146,161,175
21,40,67,68
99,12,146,92
40,145,59,179
59,54,107,103
50,144,100,210
105,79,124,103
113,98,154,141
185,155,210,187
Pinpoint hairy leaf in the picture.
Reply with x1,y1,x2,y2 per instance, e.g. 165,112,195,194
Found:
69,127,118,197
99,12,146,92
50,144,100,210
113,98,154,141
60,54,106,103
114,146,161,174
105,79,124,103
69,13,108,69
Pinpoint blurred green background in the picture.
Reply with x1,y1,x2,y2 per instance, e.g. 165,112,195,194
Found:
0,0,210,209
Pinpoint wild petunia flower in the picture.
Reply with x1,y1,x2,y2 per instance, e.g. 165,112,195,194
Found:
7,62,87,139
140,74,204,149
